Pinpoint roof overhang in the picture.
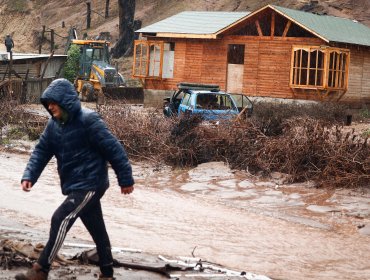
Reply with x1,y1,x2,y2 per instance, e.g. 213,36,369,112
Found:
0,52,67,62
268,5,329,43
138,11,250,40
139,5,370,46
146,33,218,39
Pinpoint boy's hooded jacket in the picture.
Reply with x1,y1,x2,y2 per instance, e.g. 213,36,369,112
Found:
22,79,134,195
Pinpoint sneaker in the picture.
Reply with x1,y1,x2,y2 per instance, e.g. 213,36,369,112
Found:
15,263,48,280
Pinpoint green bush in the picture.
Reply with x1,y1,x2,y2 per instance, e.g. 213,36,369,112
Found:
359,108,370,119
63,44,81,83
363,129,370,137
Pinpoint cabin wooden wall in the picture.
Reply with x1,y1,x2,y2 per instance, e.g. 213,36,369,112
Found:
145,39,228,90
227,37,321,99
144,37,369,105
345,47,370,105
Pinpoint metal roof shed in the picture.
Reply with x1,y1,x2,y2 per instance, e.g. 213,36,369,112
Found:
0,52,67,103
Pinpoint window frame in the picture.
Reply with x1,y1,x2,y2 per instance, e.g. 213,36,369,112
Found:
133,40,175,79
133,40,163,79
290,46,350,91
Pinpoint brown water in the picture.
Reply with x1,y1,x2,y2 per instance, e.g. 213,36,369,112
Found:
0,153,369,280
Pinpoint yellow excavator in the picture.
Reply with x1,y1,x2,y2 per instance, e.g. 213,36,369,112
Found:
65,28,126,101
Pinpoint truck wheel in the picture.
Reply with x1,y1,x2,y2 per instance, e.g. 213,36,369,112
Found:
82,83,94,102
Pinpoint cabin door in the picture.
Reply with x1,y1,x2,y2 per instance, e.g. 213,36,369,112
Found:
226,44,245,93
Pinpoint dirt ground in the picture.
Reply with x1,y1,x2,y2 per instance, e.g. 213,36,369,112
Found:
0,135,369,280
0,103,369,280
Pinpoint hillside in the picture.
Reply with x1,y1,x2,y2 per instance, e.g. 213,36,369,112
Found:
0,0,369,76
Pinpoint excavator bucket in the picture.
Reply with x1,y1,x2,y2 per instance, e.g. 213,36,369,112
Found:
98,87,144,105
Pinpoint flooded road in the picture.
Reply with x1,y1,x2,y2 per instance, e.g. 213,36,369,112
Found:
0,152,369,280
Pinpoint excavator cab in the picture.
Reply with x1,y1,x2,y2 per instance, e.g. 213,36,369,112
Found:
76,40,110,79
65,28,125,102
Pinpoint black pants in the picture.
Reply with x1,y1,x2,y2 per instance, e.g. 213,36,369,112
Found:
38,189,114,277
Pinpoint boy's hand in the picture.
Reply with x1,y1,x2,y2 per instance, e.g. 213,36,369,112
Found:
121,186,134,195
21,180,33,192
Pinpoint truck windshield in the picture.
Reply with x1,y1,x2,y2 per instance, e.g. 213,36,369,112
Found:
196,94,236,110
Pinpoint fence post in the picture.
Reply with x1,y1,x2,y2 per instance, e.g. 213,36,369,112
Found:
86,2,91,29
105,0,110,18
39,25,45,54
8,51,13,96
50,29,55,52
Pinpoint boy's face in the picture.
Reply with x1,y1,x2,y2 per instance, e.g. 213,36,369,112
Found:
47,101,62,119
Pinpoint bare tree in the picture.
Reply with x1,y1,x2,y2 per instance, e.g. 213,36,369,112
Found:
111,0,136,58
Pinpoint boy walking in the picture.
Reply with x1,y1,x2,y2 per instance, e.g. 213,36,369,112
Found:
16,78,134,280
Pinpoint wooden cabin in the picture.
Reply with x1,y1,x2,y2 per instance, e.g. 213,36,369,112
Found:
133,4,370,107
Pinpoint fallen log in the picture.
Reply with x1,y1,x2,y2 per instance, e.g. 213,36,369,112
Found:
72,248,192,278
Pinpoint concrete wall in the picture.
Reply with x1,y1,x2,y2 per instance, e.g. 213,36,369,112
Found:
143,89,174,108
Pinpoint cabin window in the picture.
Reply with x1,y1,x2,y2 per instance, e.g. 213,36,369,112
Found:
290,46,349,90
328,51,348,88
133,41,149,77
149,44,161,76
228,44,245,64
133,40,175,79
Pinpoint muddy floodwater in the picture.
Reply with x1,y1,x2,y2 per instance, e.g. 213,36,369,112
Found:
0,151,369,280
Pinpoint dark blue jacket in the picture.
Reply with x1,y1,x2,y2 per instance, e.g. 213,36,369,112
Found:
22,79,134,195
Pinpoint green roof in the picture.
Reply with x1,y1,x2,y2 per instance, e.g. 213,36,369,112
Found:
137,5,370,47
137,11,250,35
271,5,370,47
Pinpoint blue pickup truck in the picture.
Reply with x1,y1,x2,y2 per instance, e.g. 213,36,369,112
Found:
163,83,253,121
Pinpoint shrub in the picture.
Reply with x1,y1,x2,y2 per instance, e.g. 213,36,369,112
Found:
0,95,20,144
100,103,369,188
63,44,81,83
251,101,348,136
359,108,370,119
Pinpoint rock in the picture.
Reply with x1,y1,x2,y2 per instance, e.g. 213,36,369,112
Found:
255,181,276,188
306,205,338,213
188,162,234,182
218,179,238,188
180,182,216,192
358,224,370,236
239,180,255,188
269,172,291,185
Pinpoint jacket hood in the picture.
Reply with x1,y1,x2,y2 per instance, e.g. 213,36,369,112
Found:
40,78,81,120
